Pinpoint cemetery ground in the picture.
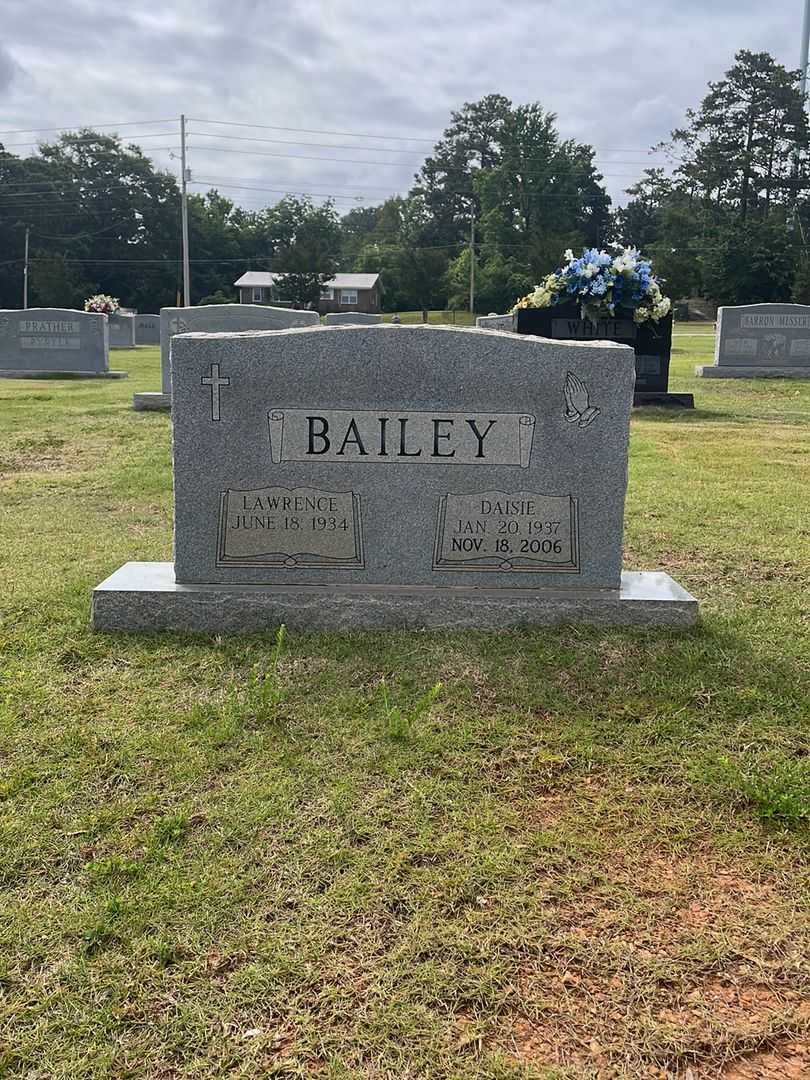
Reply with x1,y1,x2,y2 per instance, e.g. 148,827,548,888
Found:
0,330,808,1080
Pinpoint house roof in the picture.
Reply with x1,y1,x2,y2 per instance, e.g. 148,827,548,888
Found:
234,271,379,290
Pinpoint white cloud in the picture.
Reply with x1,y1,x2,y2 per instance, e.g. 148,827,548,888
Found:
0,0,805,208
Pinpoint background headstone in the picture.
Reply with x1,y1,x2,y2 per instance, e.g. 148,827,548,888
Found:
697,303,810,379
515,304,691,407
96,324,698,628
0,308,123,378
476,314,515,330
132,303,319,411
108,313,137,349
324,312,383,325
134,314,160,345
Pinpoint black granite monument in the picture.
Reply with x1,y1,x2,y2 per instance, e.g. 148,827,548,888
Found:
515,304,692,408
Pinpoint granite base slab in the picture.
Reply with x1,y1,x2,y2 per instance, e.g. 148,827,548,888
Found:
92,562,699,632
634,392,695,407
132,392,171,411
696,365,810,379
0,369,127,379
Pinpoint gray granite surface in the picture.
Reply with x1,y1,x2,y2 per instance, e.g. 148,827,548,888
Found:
714,303,810,368
109,313,137,348
160,305,319,394
696,364,810,379
170,324,636,591
476,314,515,330
132,391,171,410
92,563,698,631
134,314,160,344
324,312,383,325
0,307,110,373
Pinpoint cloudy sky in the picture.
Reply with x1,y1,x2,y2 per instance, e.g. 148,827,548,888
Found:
1,0,806,211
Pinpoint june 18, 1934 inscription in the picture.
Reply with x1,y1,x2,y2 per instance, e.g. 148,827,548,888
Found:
433,491,579,572
217,486,364,569
268,409,535,467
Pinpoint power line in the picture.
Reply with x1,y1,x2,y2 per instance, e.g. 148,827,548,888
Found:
189,179,370,202
1,132,178,149
183,142,662,179
187,117,436,143
0,119,174,136
187,130,423,156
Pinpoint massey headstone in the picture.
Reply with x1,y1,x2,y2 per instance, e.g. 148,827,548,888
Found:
476,314,515,330
324,312,383,325
697,303,810,379
0,308,125,379
94,325,698,631
108,313,137,348
134,314,160,345
132,304,320,411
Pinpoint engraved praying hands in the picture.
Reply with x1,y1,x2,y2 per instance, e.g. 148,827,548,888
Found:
564,372,600,428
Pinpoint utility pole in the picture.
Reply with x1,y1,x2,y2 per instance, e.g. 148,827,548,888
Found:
23,227,29,309
469,212,475,315
180,113,191,306
801,0,810,102
792,0,810,229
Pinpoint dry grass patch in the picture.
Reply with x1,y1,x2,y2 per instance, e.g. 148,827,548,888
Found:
488,841,810,1077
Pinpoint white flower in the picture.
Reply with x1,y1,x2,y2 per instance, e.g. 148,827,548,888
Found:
564,248,574,262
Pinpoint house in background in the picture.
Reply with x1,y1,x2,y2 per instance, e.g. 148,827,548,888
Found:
234,272,382,314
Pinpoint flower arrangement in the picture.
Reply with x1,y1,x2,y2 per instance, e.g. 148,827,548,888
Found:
514,248,671,324
84,294,120,315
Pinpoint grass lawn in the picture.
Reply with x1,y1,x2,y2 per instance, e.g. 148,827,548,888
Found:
1,332,809,1079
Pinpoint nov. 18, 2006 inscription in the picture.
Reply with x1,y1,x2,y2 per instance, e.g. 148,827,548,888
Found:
434,491,580,573
217,485,364,569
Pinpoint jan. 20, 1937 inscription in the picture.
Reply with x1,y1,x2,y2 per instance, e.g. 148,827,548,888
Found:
217,486,364,568
433,491,580,572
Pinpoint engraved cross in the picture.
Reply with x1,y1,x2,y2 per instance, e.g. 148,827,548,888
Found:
201,363,230,421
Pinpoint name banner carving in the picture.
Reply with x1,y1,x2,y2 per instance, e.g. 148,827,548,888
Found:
267,409,535,467
740,314,810,329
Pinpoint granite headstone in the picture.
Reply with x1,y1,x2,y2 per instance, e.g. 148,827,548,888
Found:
132,304,320,410
134,314,160,345
0,308,124,378
515,304,692,407
697,303,810,379
476,314,515,330
324,312,383,325
108,313,137,348
95,325,698,630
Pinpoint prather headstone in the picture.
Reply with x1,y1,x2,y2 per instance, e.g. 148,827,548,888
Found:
108,313,137,348
132,304,319,411
476,314,515,330
0,308,125,379
94,325,698,631
134,314,160,345
697,303,810,379
324,312,383,325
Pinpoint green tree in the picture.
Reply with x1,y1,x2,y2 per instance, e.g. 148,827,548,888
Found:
664,50,810,222
413,96,610,311
702,218,795,305
270,197,342,307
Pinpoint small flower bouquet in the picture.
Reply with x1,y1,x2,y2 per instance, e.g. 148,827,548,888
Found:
84,294,120,316
514,248,671,325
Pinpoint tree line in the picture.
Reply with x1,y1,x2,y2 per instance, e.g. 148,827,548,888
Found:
2,49,810,313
